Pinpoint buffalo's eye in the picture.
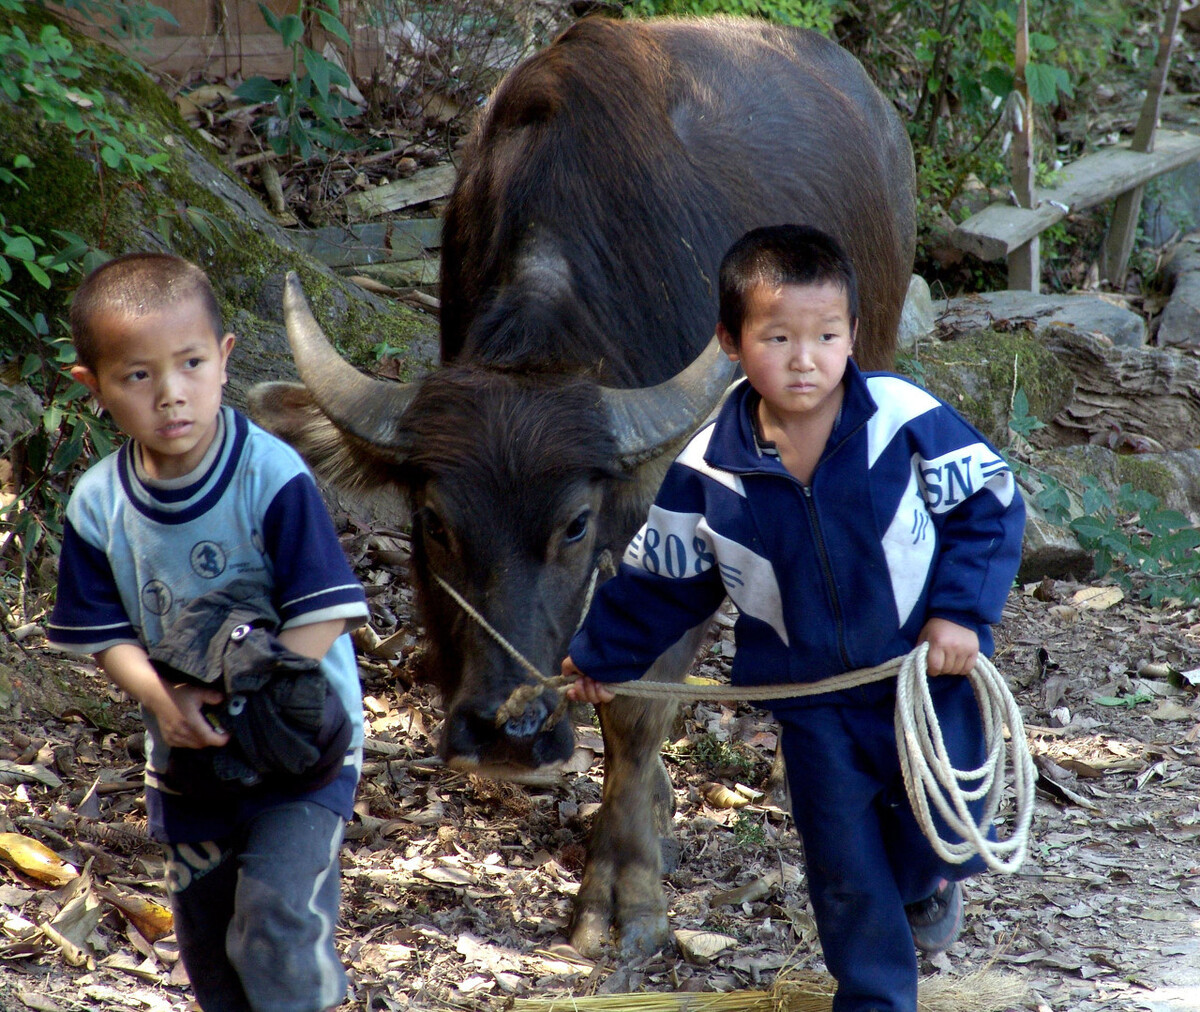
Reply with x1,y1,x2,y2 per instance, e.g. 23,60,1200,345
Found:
564,510,590,543
420,508,449,548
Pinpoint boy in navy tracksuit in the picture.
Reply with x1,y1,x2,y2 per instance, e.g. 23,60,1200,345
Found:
564,225,1025,1012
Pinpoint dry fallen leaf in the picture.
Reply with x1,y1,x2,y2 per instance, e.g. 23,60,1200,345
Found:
97,888,174,943
674,927,737,963
0,833,78,887
1071,585,1124,610
1148,699,1195,722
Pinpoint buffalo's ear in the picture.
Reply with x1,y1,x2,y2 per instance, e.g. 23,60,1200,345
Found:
247,381,408,492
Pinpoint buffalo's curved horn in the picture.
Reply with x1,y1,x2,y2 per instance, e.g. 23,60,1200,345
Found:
281,271,416,451
602,335,737,467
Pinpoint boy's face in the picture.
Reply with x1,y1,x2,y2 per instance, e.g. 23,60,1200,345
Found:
717,280,856,430
72,299,235,481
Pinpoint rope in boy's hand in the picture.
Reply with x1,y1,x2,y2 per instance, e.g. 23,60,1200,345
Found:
591,644,1035,875
894,642,1035,874
435,570,1035,873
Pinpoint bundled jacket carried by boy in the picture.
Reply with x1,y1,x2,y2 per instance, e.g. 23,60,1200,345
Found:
148,579,351,795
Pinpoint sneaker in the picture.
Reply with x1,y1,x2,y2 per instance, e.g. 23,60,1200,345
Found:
905,879,963,953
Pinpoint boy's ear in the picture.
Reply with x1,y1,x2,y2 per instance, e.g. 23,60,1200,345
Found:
716,323,740,362
219,332,235,384
70,365,103,403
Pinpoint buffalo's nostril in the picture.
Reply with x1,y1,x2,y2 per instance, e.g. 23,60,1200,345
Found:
503,694,550,741
443,707,495,760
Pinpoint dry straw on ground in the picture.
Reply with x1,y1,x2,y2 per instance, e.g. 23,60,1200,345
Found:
509,966,1026,1012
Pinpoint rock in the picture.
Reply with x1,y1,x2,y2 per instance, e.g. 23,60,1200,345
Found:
1018,514,1094,583
1161,233,1200,283
1040,444,1200,524
1143,166,1200,247
1041,329,1200,451
1153,272,1200,348
897,274,934,349
935,290,1146,349
0,382,41,453
1155,233,1200,348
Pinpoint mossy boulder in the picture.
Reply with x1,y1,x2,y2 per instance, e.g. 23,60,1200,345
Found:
901,328,1075,446
1037,445,1200,523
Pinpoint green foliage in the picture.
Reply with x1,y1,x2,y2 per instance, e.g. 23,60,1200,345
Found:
731,810,767,847
691,734,757,780
0,0,173,342
624,0,835,32
153,203,237,249
895,350,927,389
235,0,365,161
836,0,1139,284
1006,388,1045,442
1005,392,1200,607
0,0,171,595
1,330,117,586
1068,483,1200,606
0,14,171,177
1094,690,1154,709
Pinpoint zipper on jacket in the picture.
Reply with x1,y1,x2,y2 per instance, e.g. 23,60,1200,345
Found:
801,484,852,670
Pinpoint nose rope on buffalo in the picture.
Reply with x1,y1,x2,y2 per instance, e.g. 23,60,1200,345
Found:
430,571,1036,875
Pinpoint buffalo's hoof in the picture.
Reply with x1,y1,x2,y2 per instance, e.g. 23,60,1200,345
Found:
569,907,613,959
569,905,670,960
617,905,671,959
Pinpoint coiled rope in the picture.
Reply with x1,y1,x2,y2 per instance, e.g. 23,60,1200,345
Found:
432,572,1035,873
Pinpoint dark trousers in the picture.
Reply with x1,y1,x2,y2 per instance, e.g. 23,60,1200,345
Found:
778,678,989,1012
165,801,347,1012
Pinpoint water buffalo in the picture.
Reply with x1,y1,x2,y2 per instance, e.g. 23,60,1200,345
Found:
249,14,914,957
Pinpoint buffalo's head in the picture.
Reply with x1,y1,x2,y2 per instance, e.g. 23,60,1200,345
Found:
249,274,733,773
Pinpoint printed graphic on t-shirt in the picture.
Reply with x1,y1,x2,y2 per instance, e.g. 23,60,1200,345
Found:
190,541,227,578
142,579,173,616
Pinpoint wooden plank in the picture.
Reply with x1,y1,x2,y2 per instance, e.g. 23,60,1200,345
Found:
953,129,1200,260
343,164,458,219
61,0,388,80
1007,236,1040,292
1101,0,1183,285
290,218,443,267
1007,0,1038,291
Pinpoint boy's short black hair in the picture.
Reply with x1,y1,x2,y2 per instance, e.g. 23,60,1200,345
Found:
718,224,859,345
69,252,224,371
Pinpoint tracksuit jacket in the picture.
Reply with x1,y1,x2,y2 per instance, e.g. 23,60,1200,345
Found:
569,360,1026,702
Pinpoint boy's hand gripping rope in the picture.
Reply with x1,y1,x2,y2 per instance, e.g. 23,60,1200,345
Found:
432,573,1035,874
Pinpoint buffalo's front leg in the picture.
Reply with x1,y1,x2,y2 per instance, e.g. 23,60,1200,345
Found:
569,625,708,957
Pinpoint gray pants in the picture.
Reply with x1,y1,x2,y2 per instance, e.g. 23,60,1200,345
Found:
165,802,347,1012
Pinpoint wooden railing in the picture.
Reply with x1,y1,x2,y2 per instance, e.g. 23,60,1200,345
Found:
951,0,1198,293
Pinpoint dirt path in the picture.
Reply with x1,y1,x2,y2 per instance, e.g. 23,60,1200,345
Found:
1,566,1198,1012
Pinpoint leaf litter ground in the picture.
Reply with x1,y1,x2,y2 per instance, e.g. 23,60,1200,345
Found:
1,533,1199,1012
